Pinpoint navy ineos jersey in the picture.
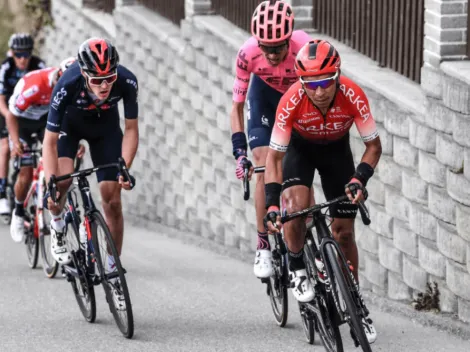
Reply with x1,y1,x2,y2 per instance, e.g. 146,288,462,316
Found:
47,61,139,133
0,56,46,98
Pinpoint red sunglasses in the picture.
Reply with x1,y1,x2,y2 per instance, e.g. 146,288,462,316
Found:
84,71,118,86
300,72,339,90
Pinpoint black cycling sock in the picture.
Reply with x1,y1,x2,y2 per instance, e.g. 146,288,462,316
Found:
288,249,305,272
14,200,24,217
257,231,270,250
0,178,6,198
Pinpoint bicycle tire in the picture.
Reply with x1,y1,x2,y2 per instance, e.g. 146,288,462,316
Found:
325,243,372,352
304,241,343,352
91,211,134,338
24,211,39,269
39,188,59,278
67,218,96,323
0,185,14,225
298,302,315,344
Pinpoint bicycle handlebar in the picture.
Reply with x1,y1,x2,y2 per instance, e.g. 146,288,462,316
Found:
48,157,134,203
281,194,371,226
243,166,265,201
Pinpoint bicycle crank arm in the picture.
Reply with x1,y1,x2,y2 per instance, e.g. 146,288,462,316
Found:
104,267,127,281
304,302,332,335
63,264,80,278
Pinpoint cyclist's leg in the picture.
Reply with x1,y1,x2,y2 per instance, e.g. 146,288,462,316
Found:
316,135,358,279
0,114,10,214
88,127,124,255
281,135,316,302
247,75,283,278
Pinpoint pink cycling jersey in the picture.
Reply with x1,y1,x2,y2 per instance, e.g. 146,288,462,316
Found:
232,30,311,103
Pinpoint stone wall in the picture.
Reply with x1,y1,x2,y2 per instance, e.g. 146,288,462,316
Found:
40,0,470,323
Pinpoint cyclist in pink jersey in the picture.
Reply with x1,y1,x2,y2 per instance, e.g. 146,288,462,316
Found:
264,40,381,343
230,0,311,279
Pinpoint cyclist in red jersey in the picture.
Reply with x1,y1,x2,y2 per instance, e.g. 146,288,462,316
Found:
231,0,311,279
6,57,76,242
264,40,381,343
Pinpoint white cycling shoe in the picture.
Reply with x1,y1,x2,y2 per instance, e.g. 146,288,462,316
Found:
50,225,72,265
362,317,377,344
10,213,25,243
0,197,11,215
290,268,315,302
253,249,273,278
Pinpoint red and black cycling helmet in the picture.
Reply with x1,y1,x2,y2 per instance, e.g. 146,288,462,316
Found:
77,37,119,75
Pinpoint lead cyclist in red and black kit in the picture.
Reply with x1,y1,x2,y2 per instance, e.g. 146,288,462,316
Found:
231,0,311,279
264,40,381,343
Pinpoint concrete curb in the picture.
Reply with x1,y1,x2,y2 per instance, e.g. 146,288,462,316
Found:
130,219,470,341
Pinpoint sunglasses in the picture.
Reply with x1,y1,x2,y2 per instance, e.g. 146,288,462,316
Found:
13,51,32,59
300,72,339,90
258,42,288,54
84,71,118,86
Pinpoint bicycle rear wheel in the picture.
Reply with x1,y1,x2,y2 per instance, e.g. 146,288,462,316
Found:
325,243,371,352
66,218,96,322
91,211,134,338
40,208,59,278
24,208,39,269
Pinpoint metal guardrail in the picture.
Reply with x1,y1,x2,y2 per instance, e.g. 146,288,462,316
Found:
312,0,424,83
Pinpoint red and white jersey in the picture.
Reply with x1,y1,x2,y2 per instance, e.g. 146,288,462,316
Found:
270,76,379,151
8,67,58,120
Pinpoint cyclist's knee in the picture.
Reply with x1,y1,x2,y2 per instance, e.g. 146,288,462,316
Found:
282,186,310,213
332,222,355,247
18,167,33,183
102,197,122,216
0,138,9,154
251,146,269,165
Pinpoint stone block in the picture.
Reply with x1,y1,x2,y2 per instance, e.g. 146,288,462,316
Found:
402,169,429,205
393,219,418,257
376,123,393,155
377,155,402,189
385,186,410,222
388,271,412,301
378,236,402,274
446,259,470,300
419,238,446,278
429,185,456,224
367,177,385,205
456,203,470,242
368,202,393,238
403,255,428,292
393,136,418,169
458,298,470,323
409,202,438,241
452,112,470,148
442,73,470,114
418,150,447,186
464,148,470,180
364,253,388,289
447,169,470,206
425,98,454,134
436,132,464,171
437,220,466,264
357,225,379,254
383,102,410,138
409,117,436,153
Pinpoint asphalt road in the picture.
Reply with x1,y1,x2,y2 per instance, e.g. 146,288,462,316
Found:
0,221,469,352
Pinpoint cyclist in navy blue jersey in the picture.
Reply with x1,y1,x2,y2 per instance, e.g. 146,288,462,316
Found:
43,38,139,309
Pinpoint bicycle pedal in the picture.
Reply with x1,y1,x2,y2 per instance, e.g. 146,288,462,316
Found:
260,277,269,284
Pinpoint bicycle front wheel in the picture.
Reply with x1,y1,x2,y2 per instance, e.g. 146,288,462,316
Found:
91,211,134,338
325,244,371,352
24,211,39,269
39,208,59,278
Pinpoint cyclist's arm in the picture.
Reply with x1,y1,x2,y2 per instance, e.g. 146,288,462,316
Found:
4,110,20,144
231,46,251,135
0,95,8,118
122,118,138,169
230,101,244,133
43,130,59,183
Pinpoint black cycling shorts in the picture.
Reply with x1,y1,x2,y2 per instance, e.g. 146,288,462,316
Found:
282,131,358,218
15,115,47,167
57,106,123,183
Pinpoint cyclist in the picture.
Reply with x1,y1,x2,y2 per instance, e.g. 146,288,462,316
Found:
43,38,138,309
0,33,45,218
231,0,311,279
6,57,76,242
264,40,381,343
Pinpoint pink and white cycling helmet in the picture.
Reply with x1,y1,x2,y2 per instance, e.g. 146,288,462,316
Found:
251,0,295,43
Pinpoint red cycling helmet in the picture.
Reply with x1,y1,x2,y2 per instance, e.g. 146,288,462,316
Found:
294,40,341,77
77,37,119,75
251,0,294,43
